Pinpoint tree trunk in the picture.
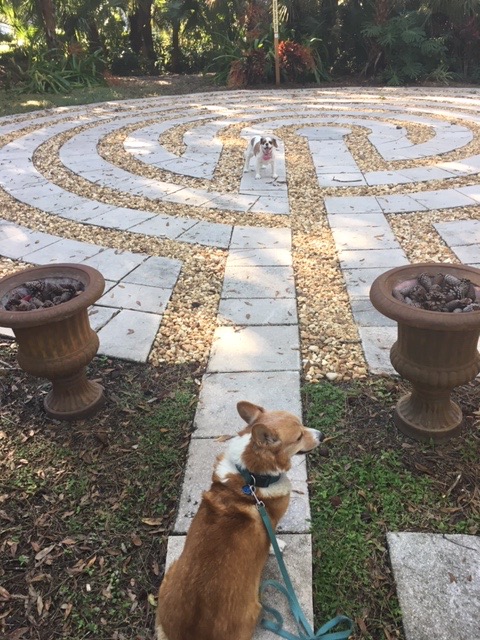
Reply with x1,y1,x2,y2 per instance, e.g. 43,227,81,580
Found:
87,17,105,54
171,22,181,73
129,0,156,61
37,0,58,49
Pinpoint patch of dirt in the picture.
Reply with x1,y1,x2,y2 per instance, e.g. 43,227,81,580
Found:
0,340,201,640
341,378,480,510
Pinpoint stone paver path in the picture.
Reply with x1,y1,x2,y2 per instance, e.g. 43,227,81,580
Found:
2,87,480,638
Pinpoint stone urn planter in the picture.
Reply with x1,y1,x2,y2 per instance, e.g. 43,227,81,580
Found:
0,263,105,421
370,263,480,442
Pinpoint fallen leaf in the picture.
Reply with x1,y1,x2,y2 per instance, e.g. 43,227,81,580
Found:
141,518,164,526
147,593,156,607
131,533,142,547
37,594,43,616
35,544,55,562
0,586,10,601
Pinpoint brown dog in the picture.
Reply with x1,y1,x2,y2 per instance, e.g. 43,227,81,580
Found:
155,401,322,640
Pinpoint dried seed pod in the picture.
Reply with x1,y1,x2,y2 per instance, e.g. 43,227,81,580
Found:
417,273,432,291
17,300,35,311
25,280,48,296
443,274,462,287
432,273,444,286
463,303,480,312
409,285,427,302
43,300,54,308
445,299,461,312
467,282,476,301
30,297,44,308
454,279,471,299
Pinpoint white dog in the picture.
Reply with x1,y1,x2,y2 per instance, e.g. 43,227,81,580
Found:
243,135,278,180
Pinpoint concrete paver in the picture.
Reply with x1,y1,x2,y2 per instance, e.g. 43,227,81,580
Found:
387,533,480,640
207,325,300,372
194,371,302,437
218,297,298,325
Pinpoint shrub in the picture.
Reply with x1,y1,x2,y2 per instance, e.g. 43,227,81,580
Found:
362,10,449,85
109,49,144,76
278,39,316,82
19,47,106,93
227,47,269,87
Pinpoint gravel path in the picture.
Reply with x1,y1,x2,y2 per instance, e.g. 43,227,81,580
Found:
2,86,480,379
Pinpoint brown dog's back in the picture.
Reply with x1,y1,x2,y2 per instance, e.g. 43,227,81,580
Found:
157,485,283,640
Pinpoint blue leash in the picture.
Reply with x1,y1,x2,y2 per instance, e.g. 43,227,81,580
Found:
246,485,354,640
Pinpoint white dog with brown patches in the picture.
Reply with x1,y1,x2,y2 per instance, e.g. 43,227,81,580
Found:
155,401,322,640
243,135,278,179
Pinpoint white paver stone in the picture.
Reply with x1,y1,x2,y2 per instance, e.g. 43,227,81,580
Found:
177,220,232,249
226,247,292,268
222,265,295,299
387,533,480,640
194,371,302,437
0,224,58,259
88,306,120,332
230,226,291,250
81,249,146,281
435,220,480,246
337,248,408,270
218,297,298,326
97,282,172,314
207,325,300,372
123,256,182,289
324,196,383,215
343,268,394,299
357,326,397,375
96,309,161,362
21,237,102,264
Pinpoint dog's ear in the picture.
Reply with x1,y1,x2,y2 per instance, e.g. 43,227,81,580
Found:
237,401,265,425
253,141,261,155
252,423,280,446
272,138,278,148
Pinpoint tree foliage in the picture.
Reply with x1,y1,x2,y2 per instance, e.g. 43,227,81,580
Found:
2,0,480,89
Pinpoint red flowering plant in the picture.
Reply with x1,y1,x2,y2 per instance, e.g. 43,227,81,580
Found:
278,39,326,83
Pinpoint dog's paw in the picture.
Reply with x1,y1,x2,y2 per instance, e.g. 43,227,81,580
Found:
255,174,261,180
269,538,287,555
272,173,278,179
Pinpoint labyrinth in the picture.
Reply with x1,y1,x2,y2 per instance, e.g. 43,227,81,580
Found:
1,87,480,380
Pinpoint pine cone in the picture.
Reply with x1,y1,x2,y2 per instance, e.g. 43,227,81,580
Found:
443,274,462,287
417,273,433,292
409,285,427,303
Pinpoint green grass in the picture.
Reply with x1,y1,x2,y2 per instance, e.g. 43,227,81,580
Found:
304,381,479,639
0,75,217,117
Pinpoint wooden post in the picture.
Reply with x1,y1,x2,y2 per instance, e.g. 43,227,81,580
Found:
272,0,280,86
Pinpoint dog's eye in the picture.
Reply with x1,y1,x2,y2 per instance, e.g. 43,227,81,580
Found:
296,434,303,442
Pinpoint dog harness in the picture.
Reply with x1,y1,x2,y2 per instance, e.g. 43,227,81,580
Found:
235,464,281,490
